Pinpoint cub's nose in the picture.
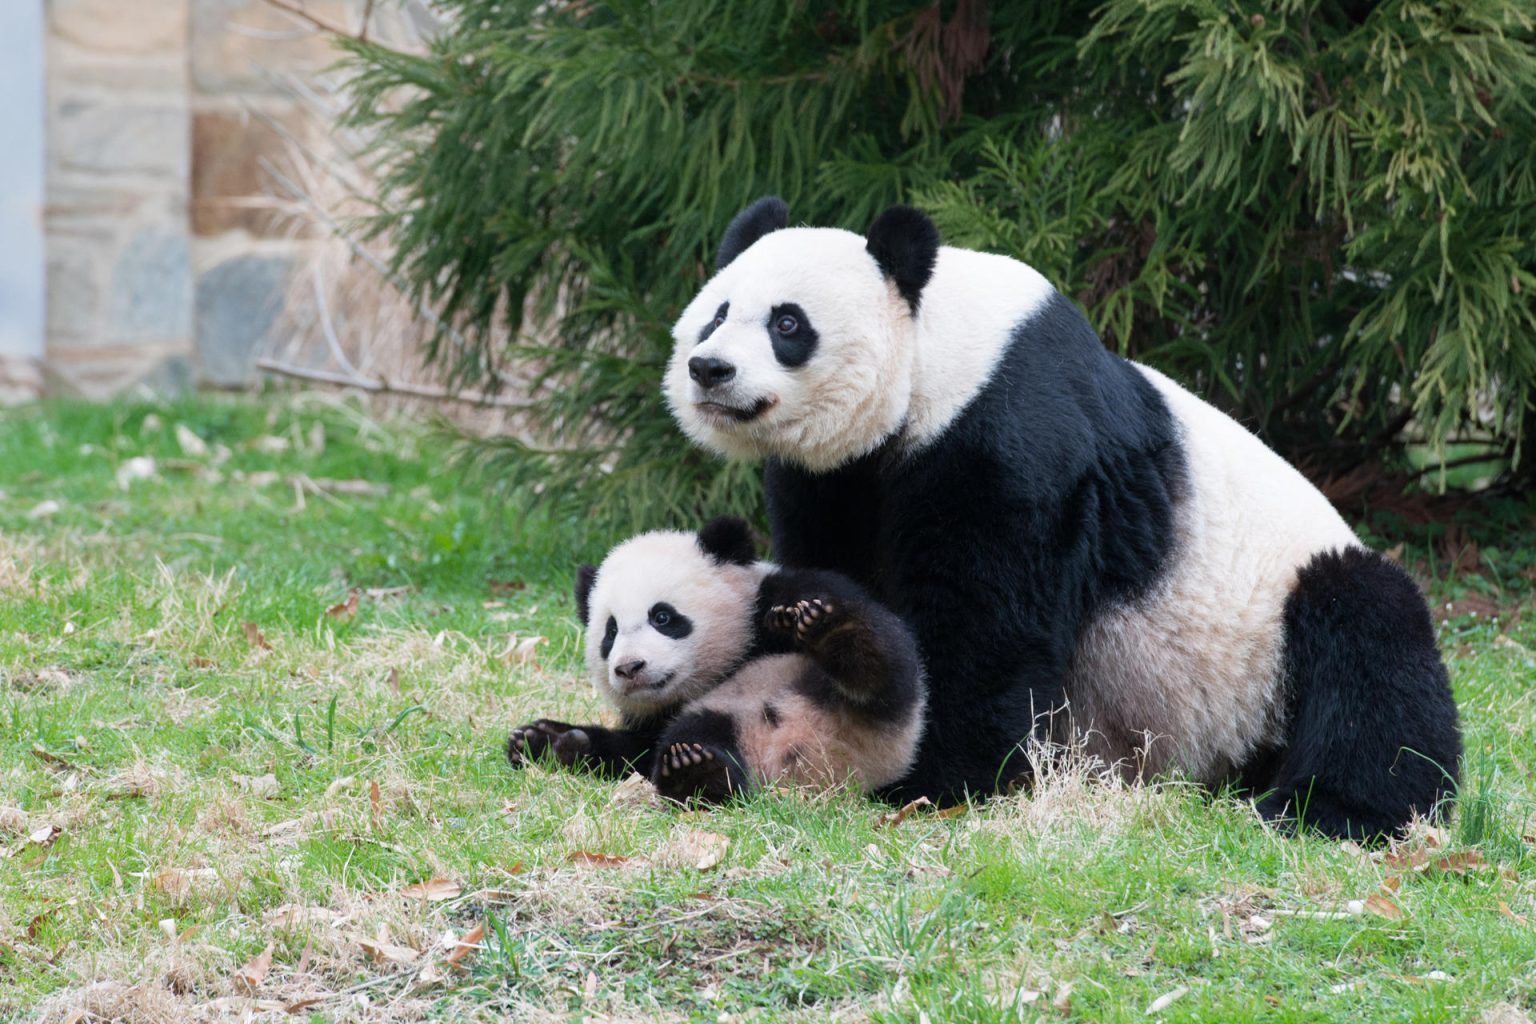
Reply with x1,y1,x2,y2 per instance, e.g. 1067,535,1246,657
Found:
613,659,647,681
688,356,736,389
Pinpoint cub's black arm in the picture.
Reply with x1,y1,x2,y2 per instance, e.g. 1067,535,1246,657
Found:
506,717,664,778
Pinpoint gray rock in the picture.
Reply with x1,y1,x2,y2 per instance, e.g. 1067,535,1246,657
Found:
196,255,290,387
52,98,189,179
107,227,193,342
46,247,102,340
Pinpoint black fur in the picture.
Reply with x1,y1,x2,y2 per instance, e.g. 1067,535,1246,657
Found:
574,563,598,624
599,616,617,660
767,291,1186,804
865,205,941,313
1242,548,1461,839
697,515,757,566
509,555,925,804
649,602,693,639
698,302,729,344
717,196,789,271
767,302,819,368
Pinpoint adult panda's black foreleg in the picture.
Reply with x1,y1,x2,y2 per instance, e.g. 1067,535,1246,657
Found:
1249,548,1461,840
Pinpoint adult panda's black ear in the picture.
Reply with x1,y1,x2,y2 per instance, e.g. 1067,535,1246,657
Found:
696,516,757,566
865,205,940,314
573,564,598,625
717,196,789,271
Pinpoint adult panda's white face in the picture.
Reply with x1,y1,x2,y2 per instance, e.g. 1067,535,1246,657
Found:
665,199,940,471
575,519,768,718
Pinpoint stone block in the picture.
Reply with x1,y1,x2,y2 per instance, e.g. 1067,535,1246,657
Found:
108,226,194,342
46,246,102,340
196,254,290,386
192,0,353,95
192,108,307,237
53,98,189,179
0,355,44,405
50,0,188,54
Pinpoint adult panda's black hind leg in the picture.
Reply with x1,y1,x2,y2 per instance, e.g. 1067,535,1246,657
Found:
1249,548,1461,840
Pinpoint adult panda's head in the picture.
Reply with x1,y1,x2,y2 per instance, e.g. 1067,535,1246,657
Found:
574,517,768,717
665,197,941,471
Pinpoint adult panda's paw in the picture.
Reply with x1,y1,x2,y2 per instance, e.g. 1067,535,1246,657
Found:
766,597,837,647
654,742,738,805
506,719,573,768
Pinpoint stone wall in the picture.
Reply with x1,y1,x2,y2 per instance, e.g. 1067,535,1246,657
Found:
39,0,427,397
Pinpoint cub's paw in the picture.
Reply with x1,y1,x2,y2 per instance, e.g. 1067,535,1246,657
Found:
653,742,739,805
506,719,573,767
551,728,593,768
766,597,837,646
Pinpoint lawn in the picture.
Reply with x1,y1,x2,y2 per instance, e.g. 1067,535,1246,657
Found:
1,395,1532,1023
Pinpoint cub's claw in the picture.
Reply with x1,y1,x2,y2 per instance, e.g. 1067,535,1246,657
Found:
766,598,836,645
653,742,737,804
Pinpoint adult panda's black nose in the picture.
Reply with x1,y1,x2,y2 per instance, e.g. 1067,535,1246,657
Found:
614,659,646,681
688,356,736,389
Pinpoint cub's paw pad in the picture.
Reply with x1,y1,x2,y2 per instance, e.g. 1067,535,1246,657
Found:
551,728,592,767
765,603,800,635
767,598,837,644
654,743,735,804
505,719,569,767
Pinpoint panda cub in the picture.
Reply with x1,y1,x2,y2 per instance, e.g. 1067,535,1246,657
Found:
505,517,926,803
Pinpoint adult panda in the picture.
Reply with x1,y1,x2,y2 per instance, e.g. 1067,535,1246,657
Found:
663,196,1461,839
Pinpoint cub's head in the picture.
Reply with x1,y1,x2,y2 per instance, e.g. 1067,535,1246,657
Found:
574,517,767,717
665,198,941,471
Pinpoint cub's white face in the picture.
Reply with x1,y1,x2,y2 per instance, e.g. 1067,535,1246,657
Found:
583,532,766,717
665,228,916,472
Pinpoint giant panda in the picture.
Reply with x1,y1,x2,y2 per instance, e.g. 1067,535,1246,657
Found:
662,196,1461,839
506,517,926,804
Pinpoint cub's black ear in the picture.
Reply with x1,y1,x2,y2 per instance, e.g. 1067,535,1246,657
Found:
697,516,757,566
717,196,789,271
865,205,940,313
573,564,598,625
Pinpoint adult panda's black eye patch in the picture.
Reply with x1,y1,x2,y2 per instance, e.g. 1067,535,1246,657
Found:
767,303,818,368
697,303,729,344
649,602,693,639
600,616,618,659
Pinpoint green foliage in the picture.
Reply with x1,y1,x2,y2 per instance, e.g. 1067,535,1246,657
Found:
340,0,1536,527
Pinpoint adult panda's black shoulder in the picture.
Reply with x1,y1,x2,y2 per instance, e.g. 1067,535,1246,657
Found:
663,198,1461,839
506,517,926,804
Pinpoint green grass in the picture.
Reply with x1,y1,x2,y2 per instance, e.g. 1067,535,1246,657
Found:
1,395,1532,1023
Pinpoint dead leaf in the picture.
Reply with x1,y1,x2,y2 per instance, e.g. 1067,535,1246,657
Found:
1497,901,1528,925
1364,893,1405,920
1395,970,1454,984
234,773,281,799
326,590,360,623
356,935,418,965
568,851,630,868
233,942,275,993
399,878,461,902
445,922,486,969
242,622,272,651
498,635,546,667
1381,875,1402,893
877,796,932,828
674,829,729,870
284,997,326,1014
489,579,527,593
1146,986,1188,1014
1430,851,1487,875
27,824,61,847
609,772,660,808
1384,846,1430,871
174,424,209,456
369,780,381,819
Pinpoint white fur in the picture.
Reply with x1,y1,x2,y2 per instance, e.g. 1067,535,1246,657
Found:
666,229,1053,470
1063,366,1363,784
690,655,924,792
584,532,768,717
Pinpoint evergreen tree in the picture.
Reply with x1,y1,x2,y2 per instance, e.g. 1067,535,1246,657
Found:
340,0,1536,532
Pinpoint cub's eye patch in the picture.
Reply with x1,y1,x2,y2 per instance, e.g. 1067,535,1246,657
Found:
767,302,818,368
649,602,693,639
600,615,618,659
697,302,729,344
